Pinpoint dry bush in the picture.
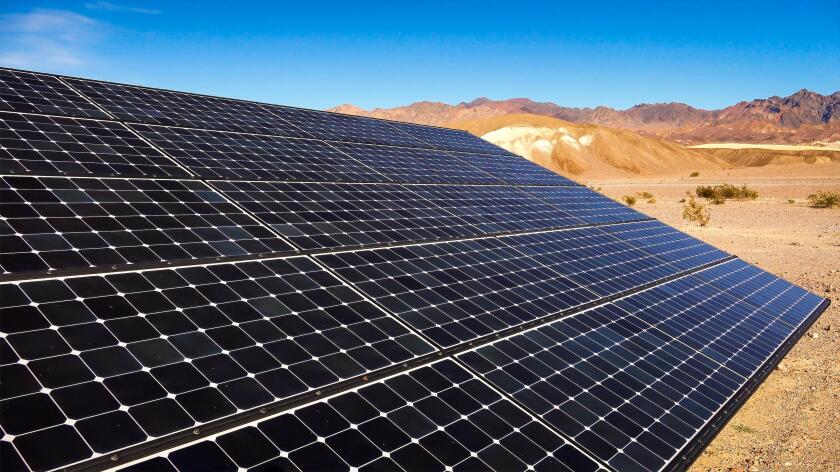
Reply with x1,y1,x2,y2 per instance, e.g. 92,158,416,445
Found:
690,171,700,177
636,191,655,199
807,191,840,208
696,184,758,205
788,199,795,204
646,197,656,204
622,195,637,206
682,193,710,226
588,185,602,192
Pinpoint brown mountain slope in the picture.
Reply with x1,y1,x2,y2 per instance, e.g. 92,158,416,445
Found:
330,89,840,145
699,147,840,167
448,114,726,179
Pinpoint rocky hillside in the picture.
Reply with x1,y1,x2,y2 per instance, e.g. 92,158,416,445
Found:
448,114,726,179
331,89,840,145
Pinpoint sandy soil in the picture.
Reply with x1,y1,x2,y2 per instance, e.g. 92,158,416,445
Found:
592,175,840,472
690,143,840,151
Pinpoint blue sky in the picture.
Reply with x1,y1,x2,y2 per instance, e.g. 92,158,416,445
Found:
1,1,838,110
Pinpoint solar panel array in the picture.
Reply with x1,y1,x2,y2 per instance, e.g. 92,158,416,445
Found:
0,67,828,472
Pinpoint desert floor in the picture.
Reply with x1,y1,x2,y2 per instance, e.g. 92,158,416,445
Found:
591,172,840,472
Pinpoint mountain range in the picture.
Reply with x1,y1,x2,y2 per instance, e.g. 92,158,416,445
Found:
331,89,840,145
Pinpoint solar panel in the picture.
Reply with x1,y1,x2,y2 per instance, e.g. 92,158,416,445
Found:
600,220,729,271
409,184,587,232
63,78,313,138
210,180,595,252
327,141,502,184
458,266,826,471
0,176,291,275
119,360,602,472
521,186,647,224
267,108,430,147
501,227,689,297
0,111,188,178
0,256,435,471
453,151,582,186
0,69,828,472
388,120,518,154
0,69,110,119
129,123,383,182
315,237,599,347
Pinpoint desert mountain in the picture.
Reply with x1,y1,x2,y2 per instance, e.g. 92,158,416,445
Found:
447,114,727,179
330,89,840,145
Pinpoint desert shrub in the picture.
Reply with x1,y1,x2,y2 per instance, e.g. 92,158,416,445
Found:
622,195,637,206
807,191,840,208
646,197,656,204
690,171,700,177
588,185,602,192
678,198,686,203
636,191,655,199
696,184,758,204
788,199,795,204
682,193,710,226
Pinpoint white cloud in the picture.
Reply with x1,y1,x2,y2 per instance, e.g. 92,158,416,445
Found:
85,1,161,15
0,9,103,70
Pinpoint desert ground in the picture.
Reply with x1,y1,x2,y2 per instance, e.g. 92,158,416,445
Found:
589,167,840,472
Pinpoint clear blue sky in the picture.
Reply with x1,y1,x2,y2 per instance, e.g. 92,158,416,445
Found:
2,1,838,110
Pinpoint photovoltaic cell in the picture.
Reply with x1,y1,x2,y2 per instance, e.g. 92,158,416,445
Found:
129,124,383,182
458,265,825,471
0,176,291,275
0,111,188,178
453,152,581,186
600,220,729,271
521,186,647,224
118,360,601,472
0,256,435,471
63,78,313,138
0,69,109,119
328,141,501,184
316,237,599,347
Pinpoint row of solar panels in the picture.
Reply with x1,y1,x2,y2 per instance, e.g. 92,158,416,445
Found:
0,249,823,471
0,175,642,276
0,67,829,472
0,110,573,185
1,69,577,186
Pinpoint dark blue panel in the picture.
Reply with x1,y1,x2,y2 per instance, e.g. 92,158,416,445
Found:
600,220,728,271
521,186,646,224
0,69,109,119
329,141,501,184
0,111,188,178
64,77,312,138
0,256,435,470
0,176,292,275
119,360,600,472
130,124,383,182
460,266,825,471
502,228,683,297
316,237,598,347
